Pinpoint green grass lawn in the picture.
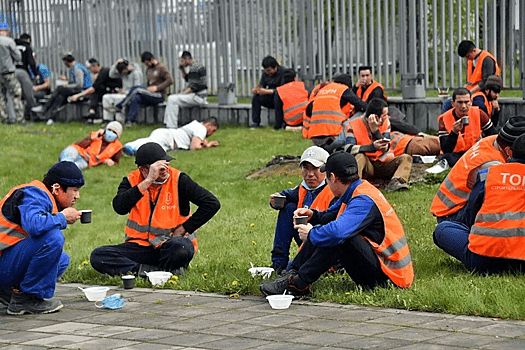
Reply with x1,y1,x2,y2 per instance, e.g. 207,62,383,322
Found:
2,121,525,319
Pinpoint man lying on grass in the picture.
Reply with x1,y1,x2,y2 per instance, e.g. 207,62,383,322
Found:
260,152,414,296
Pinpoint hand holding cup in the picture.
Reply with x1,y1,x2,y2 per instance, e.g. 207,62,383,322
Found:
270,193,286,209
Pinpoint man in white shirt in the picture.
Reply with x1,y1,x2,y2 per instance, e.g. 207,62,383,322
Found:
122,117,219,156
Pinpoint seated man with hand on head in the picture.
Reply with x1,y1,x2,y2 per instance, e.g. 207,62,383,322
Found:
269,146,334,274
343,98,412,192
260,152,414,296
427,87,497,174
90,142,221,277
471,75,502,128
58,121,123,170
433,133,525,275
430,116,525,223
122,117,219,156
0,161,84,315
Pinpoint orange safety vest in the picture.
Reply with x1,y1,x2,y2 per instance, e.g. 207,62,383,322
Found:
336,180,414,288
0,180,58,256
72,132,122,167
390,131,414,157
438,107,482,153
468,163,525,260
303,82,349,139
355,81,387,102
349,116,395,162
471,91,493,117
297,183,334,210
430,135,505,217
125,167,198,251
276,81,309,126
467,50,500,88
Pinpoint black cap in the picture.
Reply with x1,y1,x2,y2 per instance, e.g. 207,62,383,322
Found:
135,142,174,166
44,161,85,188
333,73,352,88
513,134,525,160
320,152,358,177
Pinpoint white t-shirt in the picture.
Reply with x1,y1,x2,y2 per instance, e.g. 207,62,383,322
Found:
170,120,207,150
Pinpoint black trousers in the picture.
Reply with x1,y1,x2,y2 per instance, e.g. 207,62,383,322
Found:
251,93,275,125
90,237,194,276
44,85,81,119
291,235,389,290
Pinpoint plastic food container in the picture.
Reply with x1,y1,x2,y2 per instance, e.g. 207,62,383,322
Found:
145,271,173,286
266,294,294,309
78,286,110,301
248,267,274,279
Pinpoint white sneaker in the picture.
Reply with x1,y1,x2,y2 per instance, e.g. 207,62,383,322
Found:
426,159,449,174
45,119,54,126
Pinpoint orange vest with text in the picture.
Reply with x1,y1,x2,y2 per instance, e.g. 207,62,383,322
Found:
0,180,58,256
337,180,414,288
468,163,525,260
349,117,395,162
73,132,122,167
430,135,505,217
467,50,500,88
276,81,309,126
356,81,387,102
303,82,349,139
438,107,482,153
125,167,198,251
471,91,493,117
297,184,334,210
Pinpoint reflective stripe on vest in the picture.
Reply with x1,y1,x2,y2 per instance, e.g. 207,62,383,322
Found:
297,184,334,211
390,131,413,156
305,82,348,138
125,168,195,250
356,81,387,102
0,180,58,254
276,81,309,126
430,135,505,217
469,163,525,260
438,107,482,153
73,133,122,167
467,51,500,87
336,181,414,288
472,91,493,116
349,117,394,162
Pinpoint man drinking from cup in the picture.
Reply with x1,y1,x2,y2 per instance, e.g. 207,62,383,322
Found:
427,87,497,174
269,146,334,275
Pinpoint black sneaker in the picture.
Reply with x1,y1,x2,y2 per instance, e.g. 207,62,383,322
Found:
260,270,309,296
0,286,12,307
136,263,162,278
7,291,63,315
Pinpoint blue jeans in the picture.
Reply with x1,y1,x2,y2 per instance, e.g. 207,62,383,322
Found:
59,145,88,170
117,86,164,122
271,202,301,271
0,228,69,299
90,237,194,276
433,221,525,274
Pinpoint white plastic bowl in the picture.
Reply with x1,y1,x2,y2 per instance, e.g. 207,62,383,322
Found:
266,295,294,309
248,267,274,279
420,155,437,164
79,286,110,301
145,271,173,286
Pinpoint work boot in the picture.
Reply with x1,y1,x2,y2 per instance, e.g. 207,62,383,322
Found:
260,270,309,296
385,177,409,192
0,286,12,307
137,263,162,278
7,290,63,315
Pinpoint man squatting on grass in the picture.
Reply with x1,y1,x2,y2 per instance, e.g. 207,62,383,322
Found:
90,142,220,277
0,161,85,315
260,152,414,296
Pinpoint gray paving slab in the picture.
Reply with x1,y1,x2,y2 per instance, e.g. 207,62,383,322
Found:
1,283,525,349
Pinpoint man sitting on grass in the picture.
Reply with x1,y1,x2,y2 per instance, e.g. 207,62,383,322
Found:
90,142,220,277
269,146,334,275
433,133,525,274
260,152,414,296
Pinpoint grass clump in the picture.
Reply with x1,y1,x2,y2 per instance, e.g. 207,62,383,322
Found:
1,121,525,319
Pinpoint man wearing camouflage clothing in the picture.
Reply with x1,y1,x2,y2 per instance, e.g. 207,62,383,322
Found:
0,22,24,124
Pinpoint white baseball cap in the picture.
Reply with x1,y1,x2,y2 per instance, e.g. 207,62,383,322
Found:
300,146,329,168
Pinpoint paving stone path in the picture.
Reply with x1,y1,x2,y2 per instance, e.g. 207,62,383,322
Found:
1,283,525,349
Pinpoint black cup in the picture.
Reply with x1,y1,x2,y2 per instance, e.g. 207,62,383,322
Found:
122,275,135,289
272,195,286,209
80,210,92,224
294,216,308,225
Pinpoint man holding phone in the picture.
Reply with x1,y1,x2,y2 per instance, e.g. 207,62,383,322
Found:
342,98,412,192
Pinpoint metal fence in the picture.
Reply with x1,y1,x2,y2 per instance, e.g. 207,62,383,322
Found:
1,0,524,98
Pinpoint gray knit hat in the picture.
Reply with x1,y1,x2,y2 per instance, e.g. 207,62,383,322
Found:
498,116,525,145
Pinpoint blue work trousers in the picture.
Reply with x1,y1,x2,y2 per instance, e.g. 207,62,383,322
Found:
0,229,69,299
117,86,164,122
433,221,525,274
271,202,302,271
